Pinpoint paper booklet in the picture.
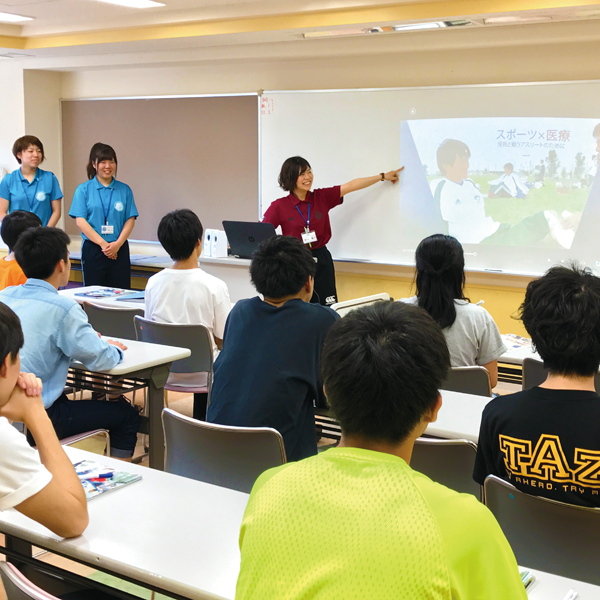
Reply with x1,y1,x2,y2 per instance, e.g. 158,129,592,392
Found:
74,288,131,299
73,459,142,502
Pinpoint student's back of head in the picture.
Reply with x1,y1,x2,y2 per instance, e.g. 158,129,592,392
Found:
415,234,468,329
520,264,600,377
1,211,42,253
322,301,450,443
250,235,316,299
0,302,24,366
157,209,203,261
14,227,70,280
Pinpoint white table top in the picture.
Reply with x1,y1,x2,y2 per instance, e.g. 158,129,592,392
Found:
426,389,492,443
0,447,249,600
526,569,600,599
70,336,190,376
501,334,540,365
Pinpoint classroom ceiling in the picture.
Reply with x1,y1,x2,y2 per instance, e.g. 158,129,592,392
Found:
1,0,600,69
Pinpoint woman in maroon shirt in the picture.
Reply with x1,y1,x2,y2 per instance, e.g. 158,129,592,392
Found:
263,156,403,306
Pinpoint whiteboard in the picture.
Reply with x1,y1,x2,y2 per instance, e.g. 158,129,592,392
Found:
260,83,600,276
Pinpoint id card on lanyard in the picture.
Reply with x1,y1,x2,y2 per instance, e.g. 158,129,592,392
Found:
99,187,115,235
296,203,317,247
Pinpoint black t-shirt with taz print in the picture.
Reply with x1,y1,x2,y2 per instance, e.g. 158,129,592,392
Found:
474,386,600,507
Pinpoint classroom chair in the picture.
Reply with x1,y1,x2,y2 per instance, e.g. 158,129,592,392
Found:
411,438,481,500
134,317,214,410
162,408,286,493
83,302,144,341
331,293,391,317
23,425,110,457
441,366,492,397
522,357,600,392
0,562,120,600
484,475,600,585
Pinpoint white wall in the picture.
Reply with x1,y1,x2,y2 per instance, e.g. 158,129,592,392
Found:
0,64,25,174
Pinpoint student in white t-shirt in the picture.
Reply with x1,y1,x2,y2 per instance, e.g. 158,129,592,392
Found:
0,302,88,537
488,163,529,199
402,234,506,388
145,209,232,419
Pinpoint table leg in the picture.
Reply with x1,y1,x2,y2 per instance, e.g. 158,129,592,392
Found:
147,365,170,470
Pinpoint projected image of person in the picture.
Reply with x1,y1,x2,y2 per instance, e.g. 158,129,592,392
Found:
488,163,530,199
430,139,574,247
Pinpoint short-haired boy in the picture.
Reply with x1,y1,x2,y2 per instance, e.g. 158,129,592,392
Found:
144,209,231,419
0,210,42,290
0,227,139,459
236,302,526,599
207,235,339,461
0,302,88,538
474,265,600,507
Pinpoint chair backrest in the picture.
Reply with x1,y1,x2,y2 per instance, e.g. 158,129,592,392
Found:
162,408,286,493
134,316,213,376
484,475,600,585
441,366,491,397
412,438,481,500
331,293,391,317
522,357,600,393
0,562,59,600
83,302,143,341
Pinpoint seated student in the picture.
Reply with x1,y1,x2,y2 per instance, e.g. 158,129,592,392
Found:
0,210,42,290
488,163,530,199
0,302,88,538
236,302,526,600
144,209,231,419
207,235,339,462
474,265,600,508
402,234,506,388
0,227,139,460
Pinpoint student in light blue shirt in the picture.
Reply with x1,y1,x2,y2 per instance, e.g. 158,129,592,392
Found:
69,143,138,289
0,227,139,459
0,136,63,227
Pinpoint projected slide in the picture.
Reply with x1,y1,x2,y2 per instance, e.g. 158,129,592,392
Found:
401,117,600,248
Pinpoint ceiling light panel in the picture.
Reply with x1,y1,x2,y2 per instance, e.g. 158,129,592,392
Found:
0,11,33,22
91,0,165,8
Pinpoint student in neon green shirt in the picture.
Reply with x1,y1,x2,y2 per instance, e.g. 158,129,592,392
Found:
236,302,526,600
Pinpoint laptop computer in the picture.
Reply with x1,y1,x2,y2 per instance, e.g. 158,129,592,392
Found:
222,221,276,259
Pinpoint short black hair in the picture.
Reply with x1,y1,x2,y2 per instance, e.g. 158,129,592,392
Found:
157,209,203,261
250,235,316,298
1,211,42,252
14,227,70,280
278,156,311,193
0,302,23,366
520,264,600,377
437,139,470,174
322,302,450,444
12,136,45,165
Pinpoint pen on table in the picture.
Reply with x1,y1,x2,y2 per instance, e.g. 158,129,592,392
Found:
562,589,579,600
88,478,111,483
484,269,503,273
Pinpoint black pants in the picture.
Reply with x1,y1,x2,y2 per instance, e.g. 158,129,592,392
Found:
29,394,140,458
82,239,131,289
310,246,337,306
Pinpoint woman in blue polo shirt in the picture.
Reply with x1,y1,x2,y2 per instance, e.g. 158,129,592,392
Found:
69,143,138,289
0,135,63,227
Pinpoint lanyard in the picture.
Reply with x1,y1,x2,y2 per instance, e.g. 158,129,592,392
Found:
295,203,310,229
97,186,115,225
20,174,40,212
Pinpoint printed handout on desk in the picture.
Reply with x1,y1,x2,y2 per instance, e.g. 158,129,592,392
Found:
502,333,532,350
74,288,131,299
74,459,142,502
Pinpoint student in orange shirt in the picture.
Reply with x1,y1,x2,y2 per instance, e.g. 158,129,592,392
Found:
0,211,42,290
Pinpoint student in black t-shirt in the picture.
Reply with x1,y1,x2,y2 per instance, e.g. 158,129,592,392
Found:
474,265,600,507
206,235,340,462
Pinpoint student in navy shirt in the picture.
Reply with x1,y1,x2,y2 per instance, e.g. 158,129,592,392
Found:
0,135,63,227
263,156,403,306
69,143,138,289
207,235,340,461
